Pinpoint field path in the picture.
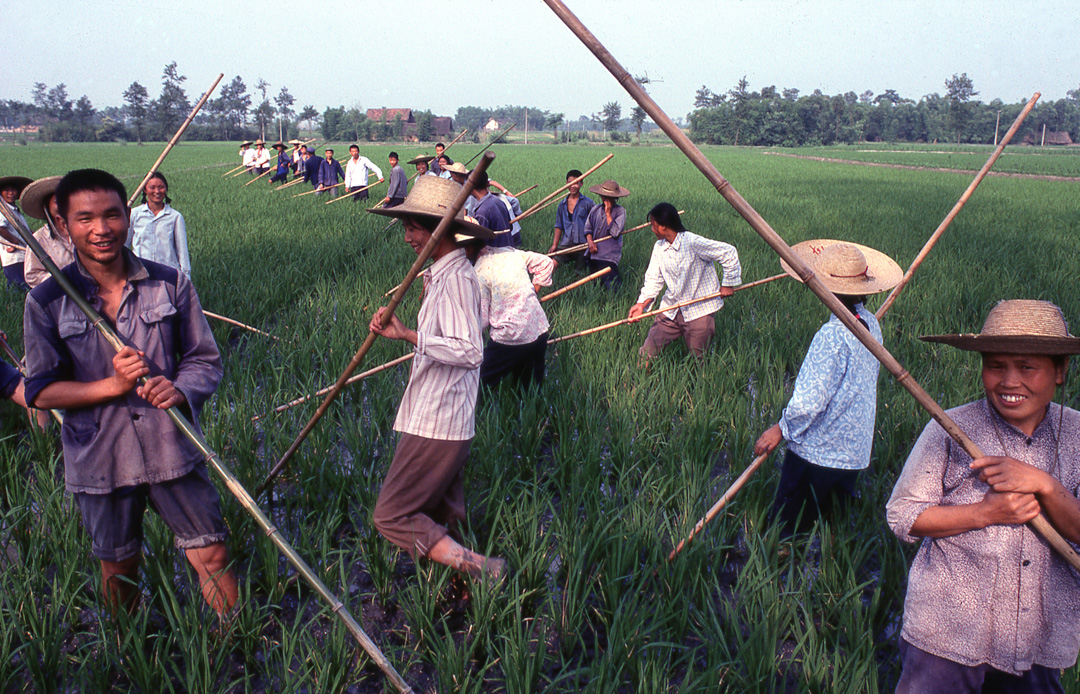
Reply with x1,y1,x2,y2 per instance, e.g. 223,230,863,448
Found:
762,151,1080,182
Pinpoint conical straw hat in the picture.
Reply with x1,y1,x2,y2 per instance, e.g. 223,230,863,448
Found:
407,154,435,165
921,300,1080,355
21,176,62,221
0,176,33,197
780,239,902,296
368,175,493,239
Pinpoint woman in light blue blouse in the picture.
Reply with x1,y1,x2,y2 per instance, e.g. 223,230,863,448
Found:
753,240,901,538
127,171,191,278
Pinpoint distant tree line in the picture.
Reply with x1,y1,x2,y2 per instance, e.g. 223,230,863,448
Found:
689,74,1080,147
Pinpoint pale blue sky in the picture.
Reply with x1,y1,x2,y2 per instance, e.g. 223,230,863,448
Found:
2,1,1077,120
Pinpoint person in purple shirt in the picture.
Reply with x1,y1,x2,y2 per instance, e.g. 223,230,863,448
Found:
22,169,238,618
469,172,513,248
547,169,594,271
317,149,345,198
269,142,291,184
584,179,629,289
381,152,407,208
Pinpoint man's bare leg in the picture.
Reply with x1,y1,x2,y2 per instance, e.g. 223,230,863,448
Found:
426,536,507,580
101,556,141,615
185,543,239,617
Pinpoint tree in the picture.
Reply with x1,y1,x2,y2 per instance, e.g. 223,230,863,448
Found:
416,110,435,141
157,62,190,136
601,101,621,136
694,85,724,108
729,76,751,146
630,106,647,140
322,106,345,140
254,100,275,140
217,76,250,137
31,83,48,111
46,84,73,120
74,96,95,125
274,86,296,140
298,105,319,135
945,72,978,144
123,81,149,144
546,112,564,142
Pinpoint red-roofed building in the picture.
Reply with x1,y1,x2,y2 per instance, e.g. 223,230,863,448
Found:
366,108,454,141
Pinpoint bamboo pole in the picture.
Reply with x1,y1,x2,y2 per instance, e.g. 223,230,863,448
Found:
222,162,248,177
547,210,683,258
274,177,309,192
512,154,613,225
875,93,1040,319
0,201,414,694
291,182,344,199
264,260,608,418
258,153,498,495
545,0,1080,571
229,166,255,179
128,74,224,207
441,128,468,156
464,123,516,166
243,165,277,186
324,178,382,205
203,310,279,340
0,331,62,425
513,184,539,198
549,274,786,345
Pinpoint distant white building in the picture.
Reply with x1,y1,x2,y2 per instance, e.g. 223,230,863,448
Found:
483,118,508,132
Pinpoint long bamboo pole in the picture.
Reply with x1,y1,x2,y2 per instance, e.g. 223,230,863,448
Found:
513,184,539,198
128,74,224,207
243,165,277,187
669,101,1040,557
324,179,382,205
548,211,683,258
545,0,1080,571
203,310,279,340
264,260,608,418
875,93,1040,319
291,182,344,199
274,177,308,192
222,162,248,177
0,201,413,693
512,154,613,224
0,331,62,425
441,128,468,156
549,274,786,345
258,153,497,495
464,124,516,166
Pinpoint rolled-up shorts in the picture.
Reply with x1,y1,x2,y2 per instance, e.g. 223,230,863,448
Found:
74,464,228,562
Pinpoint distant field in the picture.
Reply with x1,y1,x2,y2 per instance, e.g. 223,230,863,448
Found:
2,142,1080,691
772,143,1080,177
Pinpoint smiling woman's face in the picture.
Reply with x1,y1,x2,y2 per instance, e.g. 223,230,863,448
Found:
982,353,1064,435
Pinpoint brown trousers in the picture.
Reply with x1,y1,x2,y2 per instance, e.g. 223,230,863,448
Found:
373,433,471,558
640,312,716,359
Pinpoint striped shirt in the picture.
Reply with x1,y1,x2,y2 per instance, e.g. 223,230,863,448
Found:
635,231,741,322
394,248,483,440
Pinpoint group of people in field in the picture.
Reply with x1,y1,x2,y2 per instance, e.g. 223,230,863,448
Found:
2,145,1079,692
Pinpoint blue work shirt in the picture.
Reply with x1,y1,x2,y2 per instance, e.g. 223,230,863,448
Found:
317,158,344,187
779,304,882,470
554,194,594,246
473,192,513,248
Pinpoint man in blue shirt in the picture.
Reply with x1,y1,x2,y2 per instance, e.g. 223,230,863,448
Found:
469,172,513,248
753,240,902,537
316,149,345,198
381,152,407,208
547,169,593,271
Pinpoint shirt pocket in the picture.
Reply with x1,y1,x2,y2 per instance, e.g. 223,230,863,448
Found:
58,316,94,345
138,302,178,347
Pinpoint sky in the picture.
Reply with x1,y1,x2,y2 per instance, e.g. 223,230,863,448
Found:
2,0,1078,122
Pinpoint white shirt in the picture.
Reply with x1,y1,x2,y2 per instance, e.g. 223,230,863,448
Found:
345,155,383,188
0,204,28,267
474,246,554,345
253,148,271,168
242,148,256,166
636,230,741,322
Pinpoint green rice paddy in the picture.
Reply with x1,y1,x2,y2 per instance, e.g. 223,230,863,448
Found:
1,141,1079,691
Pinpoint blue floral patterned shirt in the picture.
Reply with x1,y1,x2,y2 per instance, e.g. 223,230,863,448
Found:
778,304,882,470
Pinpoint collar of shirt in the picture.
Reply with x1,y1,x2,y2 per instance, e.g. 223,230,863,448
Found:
72,247,149,301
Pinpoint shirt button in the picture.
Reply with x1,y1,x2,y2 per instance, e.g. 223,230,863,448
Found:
132,413,141,421
1025,439,1033,446
1022,560,1031,567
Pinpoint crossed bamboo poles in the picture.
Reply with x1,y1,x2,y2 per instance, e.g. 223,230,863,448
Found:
539,0,1079,570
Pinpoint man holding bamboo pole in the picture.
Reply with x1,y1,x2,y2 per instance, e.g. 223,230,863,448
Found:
547,168,594,270
21,169,238,617
380,152,407,208
365,176,506,581
316,148,345,198
629,203,741,361
753,240,901,538
345,144,384,202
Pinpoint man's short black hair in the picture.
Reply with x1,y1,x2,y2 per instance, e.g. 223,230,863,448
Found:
647,202,686,232
435,142,446,149
473,171,489,189
325,148,334,154
349,144,359,151
55,169,127,220
566,169,583,180
389,151,399,160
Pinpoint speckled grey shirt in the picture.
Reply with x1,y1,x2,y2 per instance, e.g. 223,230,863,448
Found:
887,399,1080,675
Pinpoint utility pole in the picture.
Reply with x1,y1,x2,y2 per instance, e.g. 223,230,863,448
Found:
1042,123,1047,146
994,110,1001,147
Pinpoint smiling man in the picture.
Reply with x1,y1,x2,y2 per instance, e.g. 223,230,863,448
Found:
22,169,238,619
887,299,1080,693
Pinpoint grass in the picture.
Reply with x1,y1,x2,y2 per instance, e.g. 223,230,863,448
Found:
2,141,1080,691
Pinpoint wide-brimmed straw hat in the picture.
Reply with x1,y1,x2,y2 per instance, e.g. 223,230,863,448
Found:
780,239,902,296
588,179,630,198
0,176,32,197
254,139,266,146
21,176,62,221
288,139,303,145
241,140,253,147
921,300,1080,355
444,162,469,176
368,176,494,240
272,141,286,150
407,154,435,165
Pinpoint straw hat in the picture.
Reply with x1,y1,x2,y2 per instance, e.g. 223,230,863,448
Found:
407,154,435,165
0,176,32,197
21,176,62,221
288,139,303,145
921,300,1080,355
780,239,902,296
254,139,266,146
444,162,469,176
368,176,493,240
241,140,253,147
272,141,286,150
588,179,630,198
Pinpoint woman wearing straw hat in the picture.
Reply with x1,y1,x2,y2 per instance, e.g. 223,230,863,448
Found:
584,179,629,290
251,140,271,176
366,176,507,582
20,176,75,290
754,240,902,538
268,142,291,184
0,176,33,291
887,300,1080,692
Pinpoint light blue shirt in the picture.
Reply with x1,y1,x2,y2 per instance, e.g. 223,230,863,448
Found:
779,304,882,470
127,203,191,278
